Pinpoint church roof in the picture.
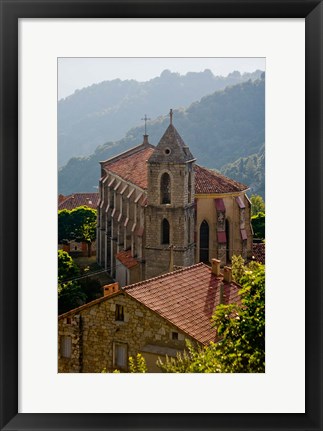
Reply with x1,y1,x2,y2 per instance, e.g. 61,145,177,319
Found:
103,143,155,190
103,143,248,194
58,192,99,210
148,124,195,164
194,165,248,194
125,263,241,345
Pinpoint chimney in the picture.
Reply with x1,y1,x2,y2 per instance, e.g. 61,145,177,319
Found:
103,282,120,297
211,258,221,276
223,266,232,283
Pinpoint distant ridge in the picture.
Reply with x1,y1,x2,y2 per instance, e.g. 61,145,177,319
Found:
58,77,265,197
58,69,263,166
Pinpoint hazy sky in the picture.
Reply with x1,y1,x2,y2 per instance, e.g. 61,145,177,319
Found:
58,57,265,100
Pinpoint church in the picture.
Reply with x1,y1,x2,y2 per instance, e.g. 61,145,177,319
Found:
97,110,253,286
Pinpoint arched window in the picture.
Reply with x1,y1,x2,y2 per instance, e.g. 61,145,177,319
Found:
188,172,192,203
161,173,171,204
199,220,209,263
161,218,170,245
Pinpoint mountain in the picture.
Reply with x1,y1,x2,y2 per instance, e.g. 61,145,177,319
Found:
220,144,265,199
58,77,265,196
58,69,263,166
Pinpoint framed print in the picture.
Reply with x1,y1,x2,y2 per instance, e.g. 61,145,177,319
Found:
1,0,322,430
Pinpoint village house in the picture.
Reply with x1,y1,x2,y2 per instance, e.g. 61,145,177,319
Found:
97,110,253,287
58,260,241,373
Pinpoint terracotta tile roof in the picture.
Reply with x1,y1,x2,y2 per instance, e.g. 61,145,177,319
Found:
252,242,265,264
116,250,139,269
125,263,241,345
58,193,99,210
194,165,248,194
102,143,247,194
103,144,155,190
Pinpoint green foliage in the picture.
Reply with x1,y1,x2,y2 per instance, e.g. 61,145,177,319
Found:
58,206,97,256
58,249,80,282
129,354,148,373
212,262,265,372
70,206,97,244
157,340,221,373
250,194,265,216
221,146,265,199
58,209,73,243
58,250,86,314
158,263,265,373
231,254,246,283
79,277,102,302
251,212,265,240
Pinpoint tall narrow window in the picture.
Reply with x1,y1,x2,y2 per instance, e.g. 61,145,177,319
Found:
161,173,171,204
161,218,170,245
115,304,124,321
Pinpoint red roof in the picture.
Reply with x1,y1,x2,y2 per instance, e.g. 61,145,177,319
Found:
194,165,248,194
116,250,139,269
125,263,241,345
103,144,248,195
58,193,99,210
103,144,155,190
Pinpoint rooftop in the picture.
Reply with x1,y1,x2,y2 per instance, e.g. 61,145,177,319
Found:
116,250,139,269
58,193,99,210
102,142,248,194
59,263,241,345
125,263,241,345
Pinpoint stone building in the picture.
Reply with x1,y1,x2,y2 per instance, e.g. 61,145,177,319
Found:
97,111,253,286
58,260,241,373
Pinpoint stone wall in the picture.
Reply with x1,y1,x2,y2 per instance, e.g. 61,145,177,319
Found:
58,292,194,373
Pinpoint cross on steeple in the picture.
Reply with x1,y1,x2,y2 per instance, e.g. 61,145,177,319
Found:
141,114,151,135
169,109,173,125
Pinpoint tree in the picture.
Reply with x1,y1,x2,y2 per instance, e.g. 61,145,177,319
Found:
58,206,97,256
158,260,265,373
58,250,86,314
58,209,73,244
250,194,265,216
58,249,79,282
251,211,265,240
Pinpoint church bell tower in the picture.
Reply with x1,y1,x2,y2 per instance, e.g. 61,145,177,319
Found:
145,110,196,279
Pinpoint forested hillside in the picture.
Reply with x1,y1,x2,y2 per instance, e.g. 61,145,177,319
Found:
221,145,265,198
58,77,265,196
58,69,263,166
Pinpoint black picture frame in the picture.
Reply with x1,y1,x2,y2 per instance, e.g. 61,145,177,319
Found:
1,1,322,430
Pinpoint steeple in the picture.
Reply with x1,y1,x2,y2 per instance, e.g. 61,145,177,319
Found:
144,109,196,279
148,110,195,164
